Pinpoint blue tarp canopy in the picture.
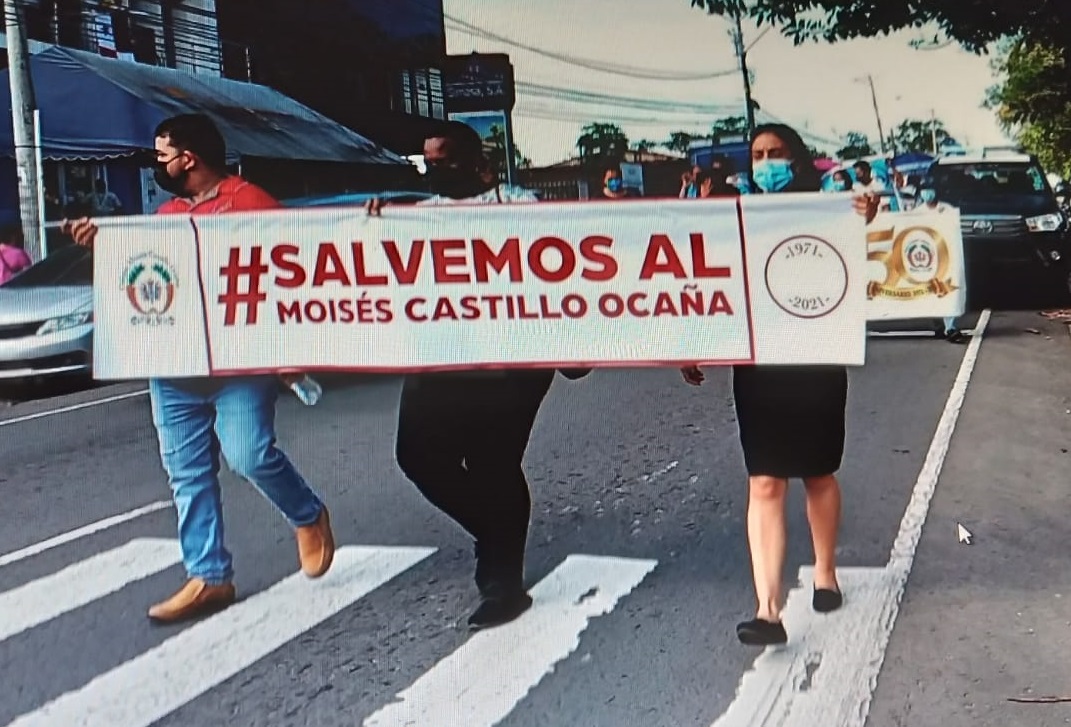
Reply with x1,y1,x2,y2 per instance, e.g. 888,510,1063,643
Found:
0,45,408,165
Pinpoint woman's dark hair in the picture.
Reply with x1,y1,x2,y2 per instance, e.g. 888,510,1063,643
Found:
832,169,853,186
749,123,821,192
153,113,228,171
0,223,23,247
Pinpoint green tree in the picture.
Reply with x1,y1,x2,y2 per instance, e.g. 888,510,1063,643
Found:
886,118,954,154
711,115,749,139
986,40,1071,177
666,131,708,154
577,123,630,162
808,144,831,160
486,124,532,175
836,131,874,160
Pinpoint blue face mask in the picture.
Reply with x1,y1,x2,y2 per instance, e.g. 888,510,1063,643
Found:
752,159,794,193
606,178,623,192
920,188,937,203
832,179,848,192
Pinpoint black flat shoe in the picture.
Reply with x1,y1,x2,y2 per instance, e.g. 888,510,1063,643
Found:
813,587,843,613
467,588,532,631
736,618,787,646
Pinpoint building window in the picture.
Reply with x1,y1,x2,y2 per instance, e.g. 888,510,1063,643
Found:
397,68,445,120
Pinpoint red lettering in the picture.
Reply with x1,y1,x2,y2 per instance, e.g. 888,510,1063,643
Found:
271,245,306,288
432,296,460,320
528,236,576,283
472,238,523,282
405,298,427,322
459,296,481,320
653,292,679,317
708,291,734,315
639,234,688,279
539,295,562,320
350,242,388,286
690,233,731,278
338,299,355,323
311,243,351,287
277,300,302,322
375,298,394,323
579,236,618,281
431,240,471,283
382,240,424,285
627,293,649,317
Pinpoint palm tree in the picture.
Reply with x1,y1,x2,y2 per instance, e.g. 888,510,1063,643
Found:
577,123,630,163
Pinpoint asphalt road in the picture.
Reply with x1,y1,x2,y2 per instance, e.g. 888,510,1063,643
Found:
0,312,1064,727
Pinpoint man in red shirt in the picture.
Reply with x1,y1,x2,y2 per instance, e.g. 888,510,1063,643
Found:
65,114,335,623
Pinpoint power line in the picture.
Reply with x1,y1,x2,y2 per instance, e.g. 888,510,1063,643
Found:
444,14,741,81
517,80,744,115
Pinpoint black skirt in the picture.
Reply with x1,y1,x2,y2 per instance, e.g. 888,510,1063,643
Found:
731,364,848,478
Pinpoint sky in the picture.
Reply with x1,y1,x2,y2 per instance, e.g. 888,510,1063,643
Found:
442,0,1011,166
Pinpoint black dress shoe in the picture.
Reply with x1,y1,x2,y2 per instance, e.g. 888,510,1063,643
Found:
813,588,843,613
736,618,787,646
467,587,533,630
945,329,968,344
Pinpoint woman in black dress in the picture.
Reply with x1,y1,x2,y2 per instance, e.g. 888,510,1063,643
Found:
682,123,878,646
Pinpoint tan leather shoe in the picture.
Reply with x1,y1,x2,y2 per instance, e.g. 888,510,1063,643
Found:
296,506,335,578
147,578,236,623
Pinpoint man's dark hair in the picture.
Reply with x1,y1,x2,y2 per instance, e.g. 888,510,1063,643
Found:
154,113,227,171
429,121,484,161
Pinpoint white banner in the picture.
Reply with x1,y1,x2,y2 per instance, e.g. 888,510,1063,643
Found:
92,194,869,379
864,206,966,320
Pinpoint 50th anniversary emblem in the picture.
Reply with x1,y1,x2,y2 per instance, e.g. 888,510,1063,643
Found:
123,252,178,326
866,224,959,300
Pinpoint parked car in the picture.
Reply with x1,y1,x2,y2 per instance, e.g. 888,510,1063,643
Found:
928,152,1071,310
0,243,94,381
281,190,435,208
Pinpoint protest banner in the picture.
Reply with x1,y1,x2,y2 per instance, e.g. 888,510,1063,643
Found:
864,206,966,321
92,194,868,379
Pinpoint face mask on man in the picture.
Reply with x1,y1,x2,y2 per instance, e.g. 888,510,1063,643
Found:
752,158,795,193
606,177,623,193
920,188,937,204
424,162,480,198
153,162,190,197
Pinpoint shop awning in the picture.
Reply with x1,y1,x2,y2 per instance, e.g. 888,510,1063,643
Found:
0,46,408,165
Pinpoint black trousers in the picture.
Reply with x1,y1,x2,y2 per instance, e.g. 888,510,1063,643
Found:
395,369,556,587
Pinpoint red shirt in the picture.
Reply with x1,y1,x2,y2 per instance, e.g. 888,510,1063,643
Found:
156,175,280,216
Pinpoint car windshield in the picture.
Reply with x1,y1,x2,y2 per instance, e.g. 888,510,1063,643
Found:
2,244,93,288
932,162,1051,197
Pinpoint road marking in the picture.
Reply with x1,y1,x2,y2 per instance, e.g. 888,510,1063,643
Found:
0,500,172,568
0,389,149,428
0,538,181,643
6,545,435,727
364,554,658,727
711,309,990,727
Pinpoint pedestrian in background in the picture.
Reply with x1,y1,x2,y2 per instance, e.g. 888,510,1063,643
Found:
910,184,968,344
830,169,854,192
681,123,878,646
0,224,33,285
63,113,335,623
373,121,590,630
601,164,636,199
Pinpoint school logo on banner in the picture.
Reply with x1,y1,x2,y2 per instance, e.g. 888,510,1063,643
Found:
866,225,958,300
123,252,178,326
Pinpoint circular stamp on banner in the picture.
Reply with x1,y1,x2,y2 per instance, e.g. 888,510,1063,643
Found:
764,235,848,319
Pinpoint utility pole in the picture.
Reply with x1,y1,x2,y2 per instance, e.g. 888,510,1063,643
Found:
859,74,888,156
730,10,755,139
930,108,939,155
5,0,43,262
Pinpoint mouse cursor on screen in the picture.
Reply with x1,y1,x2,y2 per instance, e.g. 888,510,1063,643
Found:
957,523,973,544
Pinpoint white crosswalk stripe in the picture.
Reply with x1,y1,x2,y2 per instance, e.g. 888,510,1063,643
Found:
0,538,658,727
0,538,181,643
364,554,658,727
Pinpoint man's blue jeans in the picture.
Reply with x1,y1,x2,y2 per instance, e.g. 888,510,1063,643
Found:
943,316,958,333
148,376,324,584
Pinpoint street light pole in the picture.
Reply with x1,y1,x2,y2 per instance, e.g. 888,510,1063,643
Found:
930,108,939,155
4,0,43,262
